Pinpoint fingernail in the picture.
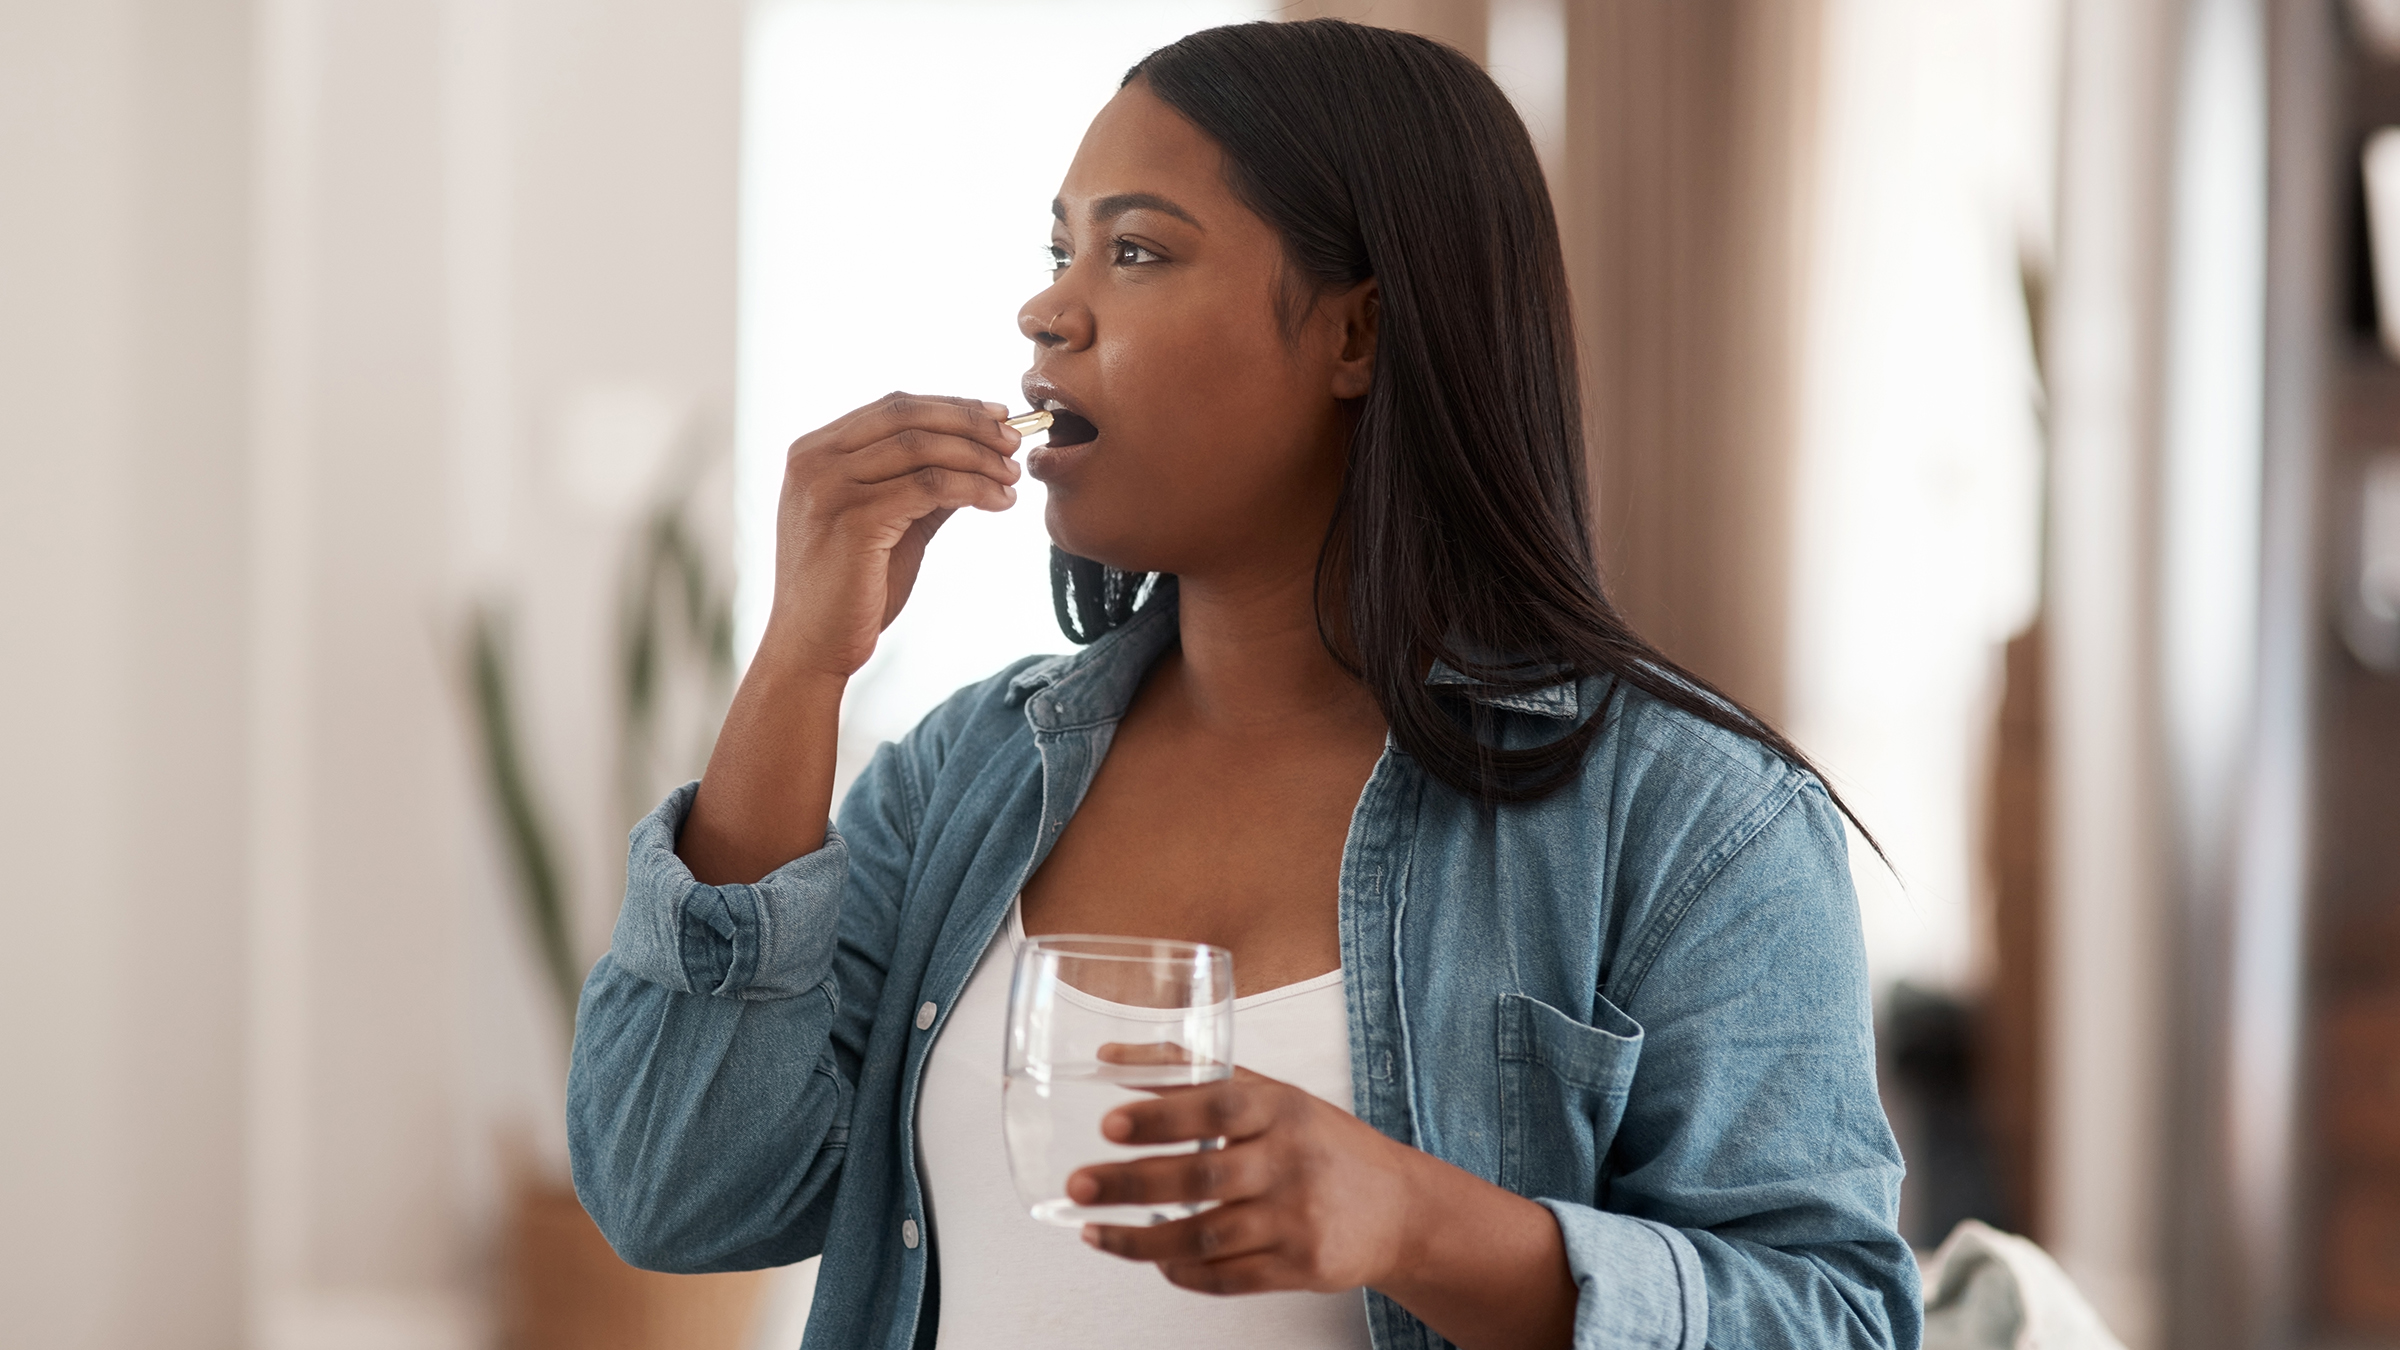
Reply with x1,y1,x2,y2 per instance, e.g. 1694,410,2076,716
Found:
1067,1173,1096,1203
1101,1112,1130,1142
1080,1225,1101,1247
984,401,1008,418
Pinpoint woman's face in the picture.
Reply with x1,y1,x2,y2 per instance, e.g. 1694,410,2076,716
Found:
1020,79,1374,581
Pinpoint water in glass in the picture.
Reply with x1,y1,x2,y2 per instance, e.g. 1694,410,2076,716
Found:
1003,933,1234,1227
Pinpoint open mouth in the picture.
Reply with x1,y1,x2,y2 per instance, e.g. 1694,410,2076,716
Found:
1023,382,1100,450
1043,406,1098,447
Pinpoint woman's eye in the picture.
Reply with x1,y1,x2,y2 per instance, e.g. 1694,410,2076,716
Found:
1110,239,1162,266
1045,244,1070,276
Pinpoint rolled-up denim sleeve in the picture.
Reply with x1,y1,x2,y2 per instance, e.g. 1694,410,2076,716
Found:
600,781,854,1001
1536,1201,1711,1349
1552,780,1919,1350
569,736,923,1274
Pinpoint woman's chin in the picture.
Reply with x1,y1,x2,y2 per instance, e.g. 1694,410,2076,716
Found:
1041,500,1162,575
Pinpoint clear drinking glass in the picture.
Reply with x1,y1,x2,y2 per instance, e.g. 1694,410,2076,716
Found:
1003,933,1235,1226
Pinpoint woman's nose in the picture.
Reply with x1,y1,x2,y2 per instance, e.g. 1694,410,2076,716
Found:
1018,292,1093,350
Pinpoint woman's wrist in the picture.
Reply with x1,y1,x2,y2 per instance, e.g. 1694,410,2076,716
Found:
676,628,849,885
1373,1136,1446,1293
738,636,852,710
753,605,867,688
1371,1141,1578,1350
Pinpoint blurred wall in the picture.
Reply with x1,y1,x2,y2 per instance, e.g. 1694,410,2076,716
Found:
0,1,740,1346
249,0,741,1342
0,3,252,1347
1287,0,1489,63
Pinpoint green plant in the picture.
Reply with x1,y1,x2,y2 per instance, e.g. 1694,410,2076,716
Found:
468,605,581,1036
618,472,737,830
464,434,735,1046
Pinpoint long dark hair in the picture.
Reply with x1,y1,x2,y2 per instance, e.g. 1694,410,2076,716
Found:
1055,19,1864,833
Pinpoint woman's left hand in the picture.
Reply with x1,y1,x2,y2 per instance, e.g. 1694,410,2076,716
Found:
1069,1068,1580,1350
1067,1067,1423,1295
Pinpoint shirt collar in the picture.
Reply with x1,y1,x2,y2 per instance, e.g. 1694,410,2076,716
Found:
1424,659,1583,719
1005,597,1181,731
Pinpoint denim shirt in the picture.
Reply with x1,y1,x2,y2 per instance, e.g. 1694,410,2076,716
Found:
568,598,1920,1350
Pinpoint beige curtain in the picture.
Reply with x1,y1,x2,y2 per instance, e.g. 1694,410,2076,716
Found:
1558,0,1820,724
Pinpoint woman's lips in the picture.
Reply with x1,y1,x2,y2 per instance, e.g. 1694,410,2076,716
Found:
1025,410,1099,483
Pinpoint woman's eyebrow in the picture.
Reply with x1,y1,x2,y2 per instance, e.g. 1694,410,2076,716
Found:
1051,193,1203,229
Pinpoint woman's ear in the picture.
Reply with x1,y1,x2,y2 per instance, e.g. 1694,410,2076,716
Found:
1328,280,1378,401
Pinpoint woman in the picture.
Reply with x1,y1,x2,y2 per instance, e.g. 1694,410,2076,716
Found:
570,20,1917,1350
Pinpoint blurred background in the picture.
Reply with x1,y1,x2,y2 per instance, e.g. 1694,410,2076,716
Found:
3,0,2397,1346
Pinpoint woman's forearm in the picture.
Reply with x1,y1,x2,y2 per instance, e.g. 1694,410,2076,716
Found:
678,393,1021,885
1379,1150,1579,1350
676,631,847,885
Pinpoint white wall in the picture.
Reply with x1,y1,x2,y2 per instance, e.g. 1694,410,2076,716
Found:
0,1,742,1345
0,3,251,1346
252,1,742,1342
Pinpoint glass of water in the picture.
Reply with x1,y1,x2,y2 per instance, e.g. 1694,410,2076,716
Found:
1003,933,1235,1227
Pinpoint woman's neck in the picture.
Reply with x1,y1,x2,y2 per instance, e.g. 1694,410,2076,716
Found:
1159,561,1385,743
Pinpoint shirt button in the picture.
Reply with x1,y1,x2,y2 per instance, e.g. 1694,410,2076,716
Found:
915,1001,937,1030
901,1218,920,1249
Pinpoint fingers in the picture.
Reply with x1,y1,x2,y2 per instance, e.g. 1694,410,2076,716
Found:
868,464,1015,517
844,425,1022,491
1083,1200,1281,1267
1069,1140,1272,1212
1095,1042,1238,1079
820,391,1018,459
1102,1078,1281,1147
829,389,1001,431
1096,1041,1196,1066
788,393,1021,519
1157,1253,1290,1297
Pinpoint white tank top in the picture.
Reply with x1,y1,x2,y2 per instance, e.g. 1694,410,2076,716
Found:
917,902,1374,1349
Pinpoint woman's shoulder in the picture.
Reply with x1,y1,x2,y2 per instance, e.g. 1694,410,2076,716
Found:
889,653,1061,763
1578,674,1846,869
1594,676,1806,786
841,655,1055,838
1555,679,1862,1005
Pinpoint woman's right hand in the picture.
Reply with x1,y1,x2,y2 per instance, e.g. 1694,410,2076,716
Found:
678,392,1021,885
764,391,1024,678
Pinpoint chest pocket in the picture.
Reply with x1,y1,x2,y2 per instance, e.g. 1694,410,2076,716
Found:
1496,991,1644,1204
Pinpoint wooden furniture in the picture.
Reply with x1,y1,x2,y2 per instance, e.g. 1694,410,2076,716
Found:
501,1181,768,1350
